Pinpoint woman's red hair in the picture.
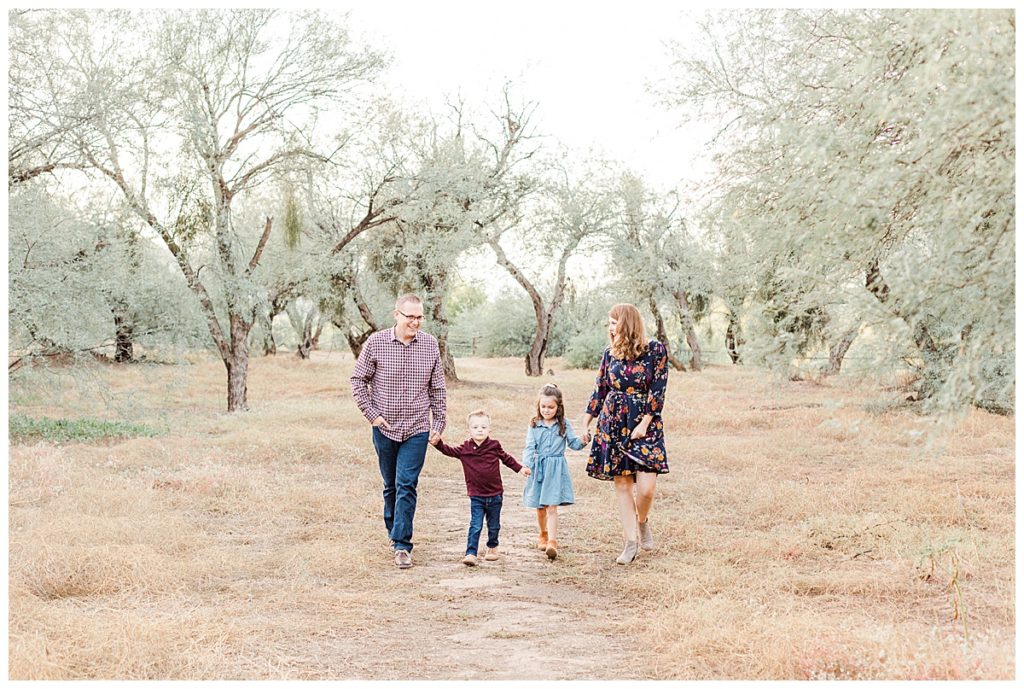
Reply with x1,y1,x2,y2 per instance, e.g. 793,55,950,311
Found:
608,303,648,360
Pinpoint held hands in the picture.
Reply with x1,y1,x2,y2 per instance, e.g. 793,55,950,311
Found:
521,467,532,477
428,431,441,445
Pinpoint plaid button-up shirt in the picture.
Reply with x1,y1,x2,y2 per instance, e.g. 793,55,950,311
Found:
350,327,447,442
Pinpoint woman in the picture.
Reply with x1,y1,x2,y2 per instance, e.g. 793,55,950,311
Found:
582,303,669,564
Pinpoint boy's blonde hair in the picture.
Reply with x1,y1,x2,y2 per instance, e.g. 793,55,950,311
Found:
467,408,490,425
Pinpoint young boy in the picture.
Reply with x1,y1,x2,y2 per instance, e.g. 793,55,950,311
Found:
430,409,531,566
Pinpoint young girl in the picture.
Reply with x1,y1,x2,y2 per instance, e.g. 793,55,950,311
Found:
521,383,590,560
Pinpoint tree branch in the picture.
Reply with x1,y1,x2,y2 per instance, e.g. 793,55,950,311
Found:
247,216,273,273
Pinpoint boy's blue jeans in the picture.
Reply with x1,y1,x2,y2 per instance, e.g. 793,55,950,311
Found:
372,428,428,553
466,494,502,556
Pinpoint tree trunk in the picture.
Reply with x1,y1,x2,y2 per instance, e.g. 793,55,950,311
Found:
112,301,134,363
296,313,314,359
524,323,549,377
524,293,550,376
295,312,325,359
226,357,248,412
865,258,940,356
258,301,285,356
225,316,252,412
310,316,325,350
345,329,373,359
487,233,578,378
648,296,686,371
822,326,859,376
672,290,703,371
438,336,459,381
423,283,458,382
725,313,742,365
328,271,379,360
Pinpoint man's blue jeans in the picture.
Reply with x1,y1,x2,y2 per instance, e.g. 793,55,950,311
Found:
372,428,428,553
466,494,502,556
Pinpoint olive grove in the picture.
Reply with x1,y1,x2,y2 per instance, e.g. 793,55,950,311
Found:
9,8,1013,415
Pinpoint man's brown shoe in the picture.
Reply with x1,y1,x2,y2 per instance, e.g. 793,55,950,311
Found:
394,550,412,569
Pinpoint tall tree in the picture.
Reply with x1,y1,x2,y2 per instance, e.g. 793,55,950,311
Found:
8,185,206,371
487,159,615,376
609,173,710,372
39,9,385,410
666,9,1014,409
367,90,539,381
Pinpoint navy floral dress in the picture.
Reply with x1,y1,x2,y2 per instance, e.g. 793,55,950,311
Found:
586,340,669,481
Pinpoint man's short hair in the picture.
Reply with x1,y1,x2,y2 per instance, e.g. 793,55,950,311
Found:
395,293,423,311
467,409,490,424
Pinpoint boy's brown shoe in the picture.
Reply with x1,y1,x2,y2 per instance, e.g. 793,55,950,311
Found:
462,554,478,566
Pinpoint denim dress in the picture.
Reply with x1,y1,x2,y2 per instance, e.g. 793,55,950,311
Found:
521,420,586,508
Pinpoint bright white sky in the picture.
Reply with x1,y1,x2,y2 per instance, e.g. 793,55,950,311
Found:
336,2,714,295
341,1,713,192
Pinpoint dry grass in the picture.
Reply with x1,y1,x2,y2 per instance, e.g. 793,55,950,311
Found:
7,352,1015,679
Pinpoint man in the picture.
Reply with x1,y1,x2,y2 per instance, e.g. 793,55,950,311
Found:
350,294,446,569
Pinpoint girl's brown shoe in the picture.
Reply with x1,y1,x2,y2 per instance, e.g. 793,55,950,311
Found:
545,540,558,560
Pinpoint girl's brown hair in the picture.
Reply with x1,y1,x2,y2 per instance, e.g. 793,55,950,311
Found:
608,303,649,360
531,383,567,436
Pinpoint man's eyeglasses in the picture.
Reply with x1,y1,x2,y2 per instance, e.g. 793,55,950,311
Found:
399,311,425,322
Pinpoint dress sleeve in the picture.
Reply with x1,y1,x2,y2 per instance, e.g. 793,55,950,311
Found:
645,340,669,417
586,349,612,416
564,420,586,451
522,425,538,467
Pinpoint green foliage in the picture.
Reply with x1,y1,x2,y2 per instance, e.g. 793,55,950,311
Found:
8,414,161,443
446,281,488,321
8,184,210,364
284,186,302,250
170,178,212,247
563,330,608,370
668,9,1014,411
450,285,615,362
453,289,540,357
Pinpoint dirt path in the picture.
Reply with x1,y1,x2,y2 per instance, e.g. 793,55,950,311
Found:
355,476,636,681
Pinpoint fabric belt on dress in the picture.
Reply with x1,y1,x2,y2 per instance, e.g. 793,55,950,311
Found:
608,390,646,401
533,454,562,482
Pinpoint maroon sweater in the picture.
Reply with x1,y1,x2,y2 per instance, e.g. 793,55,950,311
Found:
433,437,524,497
